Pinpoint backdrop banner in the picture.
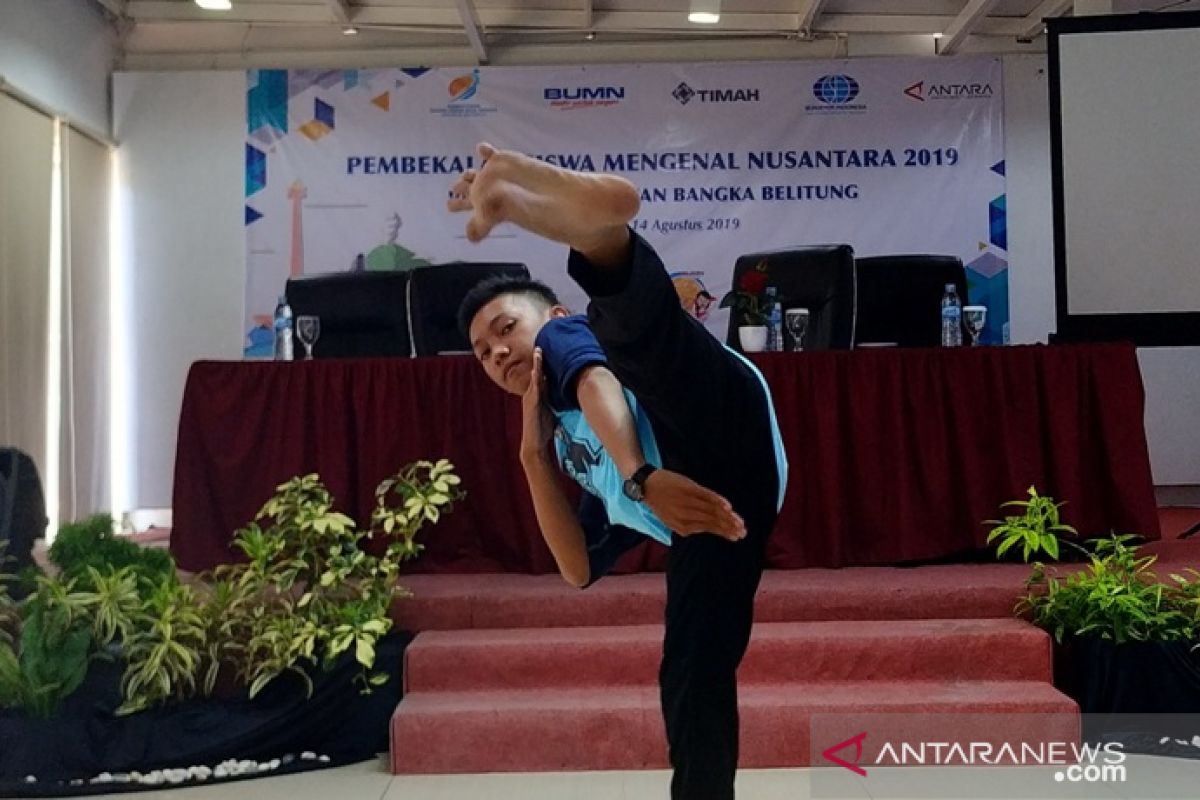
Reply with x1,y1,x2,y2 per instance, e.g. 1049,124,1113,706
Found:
244,58,1007,354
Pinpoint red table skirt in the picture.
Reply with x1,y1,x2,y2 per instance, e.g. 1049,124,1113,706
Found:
170,343,1160,574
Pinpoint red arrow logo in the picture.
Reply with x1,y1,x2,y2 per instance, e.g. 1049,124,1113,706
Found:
822,731,868,776
904,81,925,101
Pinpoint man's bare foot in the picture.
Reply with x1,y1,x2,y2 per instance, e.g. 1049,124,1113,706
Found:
447,143,640,267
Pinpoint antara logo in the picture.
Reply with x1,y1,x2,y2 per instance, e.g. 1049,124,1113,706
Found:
905,81,994,101
823,732,869,776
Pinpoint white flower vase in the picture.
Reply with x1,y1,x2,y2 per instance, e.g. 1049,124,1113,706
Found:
738,325,768,353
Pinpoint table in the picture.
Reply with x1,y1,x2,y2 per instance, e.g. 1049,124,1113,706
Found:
170,343,1160,574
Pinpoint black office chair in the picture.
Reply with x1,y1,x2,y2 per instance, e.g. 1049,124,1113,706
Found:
1,447,46,592
724,245,857,352
285,271,412,358
408,262,530,356
854,255,969,348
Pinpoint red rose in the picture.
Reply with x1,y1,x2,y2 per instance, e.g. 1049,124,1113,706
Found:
738,268,769,296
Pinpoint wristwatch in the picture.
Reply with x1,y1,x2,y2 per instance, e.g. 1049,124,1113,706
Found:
622,464,658,502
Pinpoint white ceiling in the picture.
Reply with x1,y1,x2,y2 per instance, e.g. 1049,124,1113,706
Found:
91,0,1200,70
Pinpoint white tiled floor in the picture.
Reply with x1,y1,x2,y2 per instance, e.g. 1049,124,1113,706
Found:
63,754,1200,800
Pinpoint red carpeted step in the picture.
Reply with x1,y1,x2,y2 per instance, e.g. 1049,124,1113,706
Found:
404,618,1052,693
390,566,1033,631
389,681,1079,774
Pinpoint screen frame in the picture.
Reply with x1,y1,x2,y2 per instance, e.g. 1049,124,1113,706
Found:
1048,10,1200,346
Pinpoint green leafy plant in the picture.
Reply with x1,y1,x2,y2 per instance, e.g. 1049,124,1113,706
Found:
987,488,1200,646
1018,535,1196,644
985,485,1079,562
49,513,174,589
76,566,142,647
117,578,206,716
209,459,463,701
0,574,94,718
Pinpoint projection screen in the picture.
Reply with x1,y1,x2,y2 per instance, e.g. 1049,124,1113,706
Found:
1049,11,1200,346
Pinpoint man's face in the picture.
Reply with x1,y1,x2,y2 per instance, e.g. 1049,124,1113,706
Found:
468,293,560,395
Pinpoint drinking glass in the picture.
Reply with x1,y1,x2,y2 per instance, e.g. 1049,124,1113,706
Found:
963,306,987,347
785,308,810,352
296,315,321,360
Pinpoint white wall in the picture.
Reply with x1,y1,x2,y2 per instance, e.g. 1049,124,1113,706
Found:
113,59,1198,507
0,0,115,135
112,72,246,508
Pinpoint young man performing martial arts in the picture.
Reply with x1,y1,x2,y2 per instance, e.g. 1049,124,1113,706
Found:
451,143,788,800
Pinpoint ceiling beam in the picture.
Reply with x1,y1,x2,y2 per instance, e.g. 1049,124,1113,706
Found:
796,0,828,37
324,0,351,25
1018,0,1075,41
121,4,1033,38
455,0,488,64
93,0,127,17
938,0,1001,55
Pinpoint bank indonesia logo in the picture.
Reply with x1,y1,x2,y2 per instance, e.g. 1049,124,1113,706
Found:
812,74,860,105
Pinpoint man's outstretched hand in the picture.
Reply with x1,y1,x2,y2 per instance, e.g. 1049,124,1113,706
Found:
642,470,746,542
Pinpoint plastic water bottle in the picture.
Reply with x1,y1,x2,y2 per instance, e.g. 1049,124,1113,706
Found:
940,283,962,347
273,294,294,361
765,286,783,352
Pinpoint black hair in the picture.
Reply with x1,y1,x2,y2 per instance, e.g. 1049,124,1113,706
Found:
457,274,561,338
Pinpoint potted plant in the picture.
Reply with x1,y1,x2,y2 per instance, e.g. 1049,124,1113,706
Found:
1,460,465,788
719,259,771,352
986,487,1200,746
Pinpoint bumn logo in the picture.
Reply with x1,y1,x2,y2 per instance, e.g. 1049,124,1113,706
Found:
543,86,626,101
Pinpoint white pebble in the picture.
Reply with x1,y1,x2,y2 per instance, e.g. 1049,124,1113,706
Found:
24,776,36,783
97,772,113,783
69,779,84,787
318,754,330,763
113,773,130,783
269,758,281,769
129,771,142,781
1176,739,1189,746
301,751,317,760
240,759,256,772
1192,735,1200,748
1161,736,1171,744
214,765,228,778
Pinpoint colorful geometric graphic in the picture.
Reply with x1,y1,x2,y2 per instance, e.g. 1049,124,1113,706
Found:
245,205,262,226
991,160,1005,177
299,98,336,141
372,92,391,111
966,253,1010,345
989,194,1007,251
248,69,288,143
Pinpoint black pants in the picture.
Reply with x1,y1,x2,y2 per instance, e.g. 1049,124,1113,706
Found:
569,234,782,800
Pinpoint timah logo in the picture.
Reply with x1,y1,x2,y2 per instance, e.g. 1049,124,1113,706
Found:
904,80,994,101
671,81,760,105
812,74,860,105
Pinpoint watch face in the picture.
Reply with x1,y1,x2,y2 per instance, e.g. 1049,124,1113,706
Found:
622,478,644,501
